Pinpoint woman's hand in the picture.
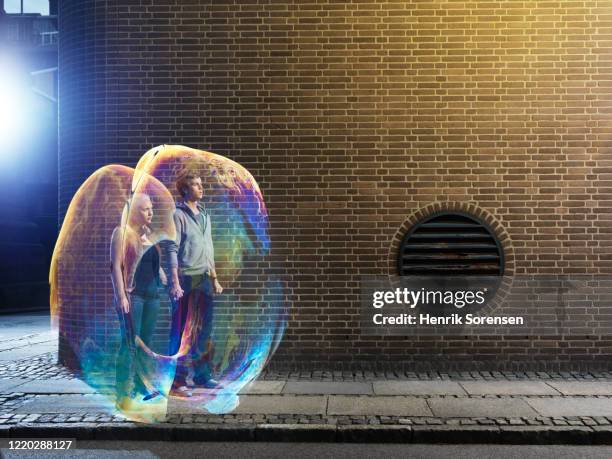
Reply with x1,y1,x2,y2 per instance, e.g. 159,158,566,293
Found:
159,269,168,286
213,278,223,295
118,295,130,314
170,282,184,301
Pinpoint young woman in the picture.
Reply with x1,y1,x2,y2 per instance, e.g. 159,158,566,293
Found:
110,193,166,410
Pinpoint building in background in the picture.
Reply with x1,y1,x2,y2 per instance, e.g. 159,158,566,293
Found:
57,1,612,372
0,0,58,313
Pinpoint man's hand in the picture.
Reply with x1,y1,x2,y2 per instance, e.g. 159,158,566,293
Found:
170,281,184,301
118,295,130,314
213,278,223,295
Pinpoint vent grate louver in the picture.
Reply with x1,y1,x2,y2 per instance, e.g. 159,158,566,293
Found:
398,212,504,276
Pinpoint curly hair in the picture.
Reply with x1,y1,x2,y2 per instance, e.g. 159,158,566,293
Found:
175,172,200,198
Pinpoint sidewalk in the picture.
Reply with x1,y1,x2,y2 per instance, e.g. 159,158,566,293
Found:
2,314,612,443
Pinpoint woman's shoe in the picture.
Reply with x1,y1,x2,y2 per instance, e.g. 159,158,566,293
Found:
142,391,162,401
115,396,140,412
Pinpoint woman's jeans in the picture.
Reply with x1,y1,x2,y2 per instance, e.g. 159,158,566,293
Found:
115,294,160,399
168,273,215,386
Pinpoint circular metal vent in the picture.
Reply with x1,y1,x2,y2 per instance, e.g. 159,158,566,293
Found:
397,212,504,276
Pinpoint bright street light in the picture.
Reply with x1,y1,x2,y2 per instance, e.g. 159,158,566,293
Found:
0,54,30,163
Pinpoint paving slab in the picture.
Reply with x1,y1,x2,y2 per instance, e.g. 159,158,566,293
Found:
169,393,328,415
283,381,372,395
14,395,111,414
460,381,560,396
0,378,30,393
15,379,98,394
0,314,52,342
546,381,612,396
168,394,239,415
428,397,537,418
0,338,55,352
239,380,285,395
327,396,432,416
373,381,465,396
230,395,327,415
0,344,57,361
526,396,612,417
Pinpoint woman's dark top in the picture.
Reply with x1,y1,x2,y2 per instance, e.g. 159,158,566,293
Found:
132,244,160,298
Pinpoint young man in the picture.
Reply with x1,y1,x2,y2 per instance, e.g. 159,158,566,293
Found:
165,173,223,394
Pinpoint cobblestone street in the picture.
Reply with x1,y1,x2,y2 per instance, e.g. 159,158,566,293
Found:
1,313,612,443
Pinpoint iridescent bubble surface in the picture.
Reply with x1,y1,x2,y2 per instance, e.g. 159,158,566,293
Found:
133,145,286,414
50,146,287,421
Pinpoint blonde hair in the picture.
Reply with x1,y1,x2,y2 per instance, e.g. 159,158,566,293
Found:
120,192,152,228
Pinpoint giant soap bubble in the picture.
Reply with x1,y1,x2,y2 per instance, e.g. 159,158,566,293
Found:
50,145,287,422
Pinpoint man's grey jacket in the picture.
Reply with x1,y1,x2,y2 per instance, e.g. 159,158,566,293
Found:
165,201,216,277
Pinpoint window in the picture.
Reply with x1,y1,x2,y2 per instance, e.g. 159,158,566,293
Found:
4,0,49,15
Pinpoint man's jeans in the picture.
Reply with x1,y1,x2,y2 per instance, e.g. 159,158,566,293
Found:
115,294,160,399
168,273,215,386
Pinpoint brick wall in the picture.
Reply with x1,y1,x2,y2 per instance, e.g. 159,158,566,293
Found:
59,1,612,371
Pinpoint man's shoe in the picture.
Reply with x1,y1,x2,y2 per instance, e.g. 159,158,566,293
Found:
195,378,224,389
170,385,192,397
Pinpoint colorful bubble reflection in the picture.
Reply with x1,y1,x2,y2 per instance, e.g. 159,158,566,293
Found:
50,146,287,422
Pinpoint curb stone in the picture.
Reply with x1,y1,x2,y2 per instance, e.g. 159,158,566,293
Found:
411,425,500,443
172,424,255,442
8,423,97,440
94,423,174,441
336,425,412,443
591,426,612,445
2,423,612,444
255,424,336,442
498,426,592,445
